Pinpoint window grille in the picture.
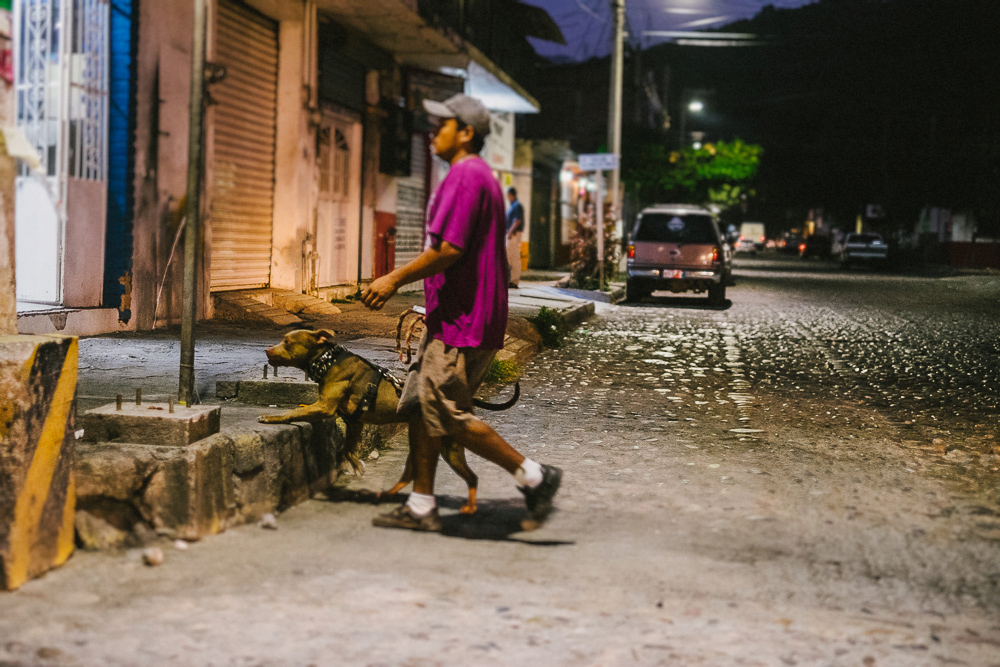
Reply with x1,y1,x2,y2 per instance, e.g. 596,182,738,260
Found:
14,0,109,182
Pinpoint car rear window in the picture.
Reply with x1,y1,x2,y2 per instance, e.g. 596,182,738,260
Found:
847,234,883,244
634,214,717,244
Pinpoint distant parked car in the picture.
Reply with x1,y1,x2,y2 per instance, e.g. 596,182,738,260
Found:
840,233,888,268
801,234,833,259
778,232,803,254
626,204,733,305
738,222,767,253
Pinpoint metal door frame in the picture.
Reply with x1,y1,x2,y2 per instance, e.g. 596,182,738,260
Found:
13,0,109,305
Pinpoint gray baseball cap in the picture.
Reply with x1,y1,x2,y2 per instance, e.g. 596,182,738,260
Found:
422,94,492,138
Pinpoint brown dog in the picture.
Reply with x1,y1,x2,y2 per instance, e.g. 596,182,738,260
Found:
257,329,518,514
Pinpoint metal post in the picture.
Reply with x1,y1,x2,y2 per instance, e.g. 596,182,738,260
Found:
607,0,625,220
594,171,605,290
179,0,207,406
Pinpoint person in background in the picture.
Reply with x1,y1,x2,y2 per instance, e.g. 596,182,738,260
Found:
505,187,524,289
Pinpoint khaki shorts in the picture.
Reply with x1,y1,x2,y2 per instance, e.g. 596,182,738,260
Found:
397,333,496,438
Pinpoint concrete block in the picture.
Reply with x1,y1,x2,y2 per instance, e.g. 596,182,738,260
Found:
228,379,319,406
560,302,595,329
0,334,78,590
81,403,220,447
216,381,240,399
230,432,265,475
270,313,303,326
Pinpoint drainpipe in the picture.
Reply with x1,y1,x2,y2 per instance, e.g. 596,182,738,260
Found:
179,0,207,406
355,117,366,297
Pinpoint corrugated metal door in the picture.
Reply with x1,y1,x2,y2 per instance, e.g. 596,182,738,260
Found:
394,133,429,267
209,0,278,291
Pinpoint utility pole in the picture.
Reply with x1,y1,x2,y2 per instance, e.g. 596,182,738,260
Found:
607,0,625,223
179,0,207,406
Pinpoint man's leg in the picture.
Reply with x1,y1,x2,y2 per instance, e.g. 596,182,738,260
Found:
448,416,522,474
410,413,441,495
449,416,561,530
373,362,444,531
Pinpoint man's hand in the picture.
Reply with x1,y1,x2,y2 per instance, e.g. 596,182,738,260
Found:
361,274,399,311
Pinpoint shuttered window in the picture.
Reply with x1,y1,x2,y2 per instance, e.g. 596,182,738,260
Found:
209,0,278,291
394,133,428,268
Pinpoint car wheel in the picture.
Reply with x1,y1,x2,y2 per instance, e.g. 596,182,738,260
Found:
708,283,726,306
624,280,641,303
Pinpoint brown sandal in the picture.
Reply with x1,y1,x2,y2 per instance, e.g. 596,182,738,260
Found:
372,505,442,532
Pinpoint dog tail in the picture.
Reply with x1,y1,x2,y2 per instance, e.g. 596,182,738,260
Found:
473,381,520,411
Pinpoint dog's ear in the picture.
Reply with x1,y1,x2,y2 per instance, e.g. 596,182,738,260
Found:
314,329,336,345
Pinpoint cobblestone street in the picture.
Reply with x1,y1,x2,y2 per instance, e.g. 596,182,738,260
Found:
2,258,999,666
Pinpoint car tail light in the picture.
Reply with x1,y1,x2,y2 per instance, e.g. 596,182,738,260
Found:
712,246,720,262
627,244,635,259
760,235,766,242
798,243,806,253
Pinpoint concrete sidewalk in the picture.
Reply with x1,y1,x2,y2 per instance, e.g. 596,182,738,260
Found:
71,280,595,551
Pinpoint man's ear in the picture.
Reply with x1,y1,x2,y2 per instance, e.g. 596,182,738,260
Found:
315,329,336,344
458,124,476,148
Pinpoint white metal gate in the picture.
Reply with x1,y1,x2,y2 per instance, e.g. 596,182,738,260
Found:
208,0,278,291
13,0,109,304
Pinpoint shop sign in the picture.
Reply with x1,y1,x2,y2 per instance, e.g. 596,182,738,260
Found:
483,111,514,172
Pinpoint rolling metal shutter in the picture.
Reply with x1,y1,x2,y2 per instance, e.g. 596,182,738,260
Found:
394,133,428,268
209,0,278,291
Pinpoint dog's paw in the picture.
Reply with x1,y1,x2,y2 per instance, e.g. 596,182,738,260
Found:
258,415,281,424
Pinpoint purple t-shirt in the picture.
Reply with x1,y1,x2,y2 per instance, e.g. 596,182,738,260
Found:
423,156,509,350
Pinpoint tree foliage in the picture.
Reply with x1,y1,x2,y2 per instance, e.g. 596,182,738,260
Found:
624,139,762,213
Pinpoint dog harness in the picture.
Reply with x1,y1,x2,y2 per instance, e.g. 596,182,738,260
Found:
307,344,406,423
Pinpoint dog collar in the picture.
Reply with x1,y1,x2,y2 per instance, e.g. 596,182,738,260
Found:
306,345,342,384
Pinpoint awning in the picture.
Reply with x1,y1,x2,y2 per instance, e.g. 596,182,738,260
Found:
315,0,539,113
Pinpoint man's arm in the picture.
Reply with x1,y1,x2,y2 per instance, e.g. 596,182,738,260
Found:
361,240,464,310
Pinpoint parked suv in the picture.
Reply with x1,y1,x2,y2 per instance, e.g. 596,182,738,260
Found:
840,232,888,268
625,205,732,305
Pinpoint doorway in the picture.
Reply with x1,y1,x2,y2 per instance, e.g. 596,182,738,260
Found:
315,111,361,287
13,0,110,306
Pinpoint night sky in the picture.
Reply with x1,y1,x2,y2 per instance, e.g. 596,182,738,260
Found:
522,0,817,60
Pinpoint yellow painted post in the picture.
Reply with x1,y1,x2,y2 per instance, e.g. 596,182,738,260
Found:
0,335,79,590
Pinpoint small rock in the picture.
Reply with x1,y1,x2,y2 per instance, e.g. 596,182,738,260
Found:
368,449,380,460
36,647,66,661
173,539,189,551
260,513,279,530
142,547,164,566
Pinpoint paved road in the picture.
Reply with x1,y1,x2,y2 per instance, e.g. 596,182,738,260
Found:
2,256,999,666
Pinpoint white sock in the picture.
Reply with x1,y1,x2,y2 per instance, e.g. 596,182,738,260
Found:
405,492,436,517
514,458,544,488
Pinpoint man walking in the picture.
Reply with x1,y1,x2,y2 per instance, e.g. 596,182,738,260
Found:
505,187,524,288
360,94,561,532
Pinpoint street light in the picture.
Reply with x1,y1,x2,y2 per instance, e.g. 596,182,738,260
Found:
678,95,705,148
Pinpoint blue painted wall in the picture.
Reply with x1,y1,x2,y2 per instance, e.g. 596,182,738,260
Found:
103,0,136,320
